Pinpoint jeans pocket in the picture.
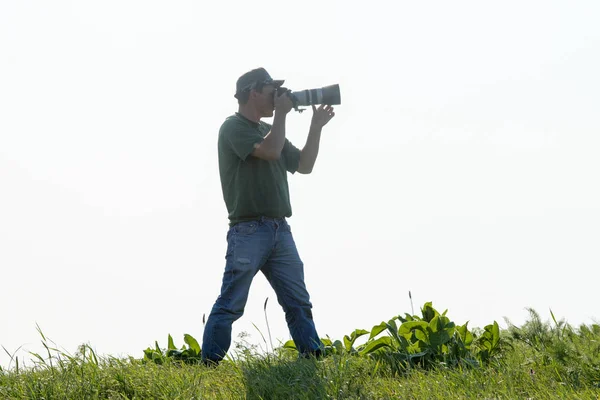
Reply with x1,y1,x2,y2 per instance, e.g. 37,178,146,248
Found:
234,221,259,235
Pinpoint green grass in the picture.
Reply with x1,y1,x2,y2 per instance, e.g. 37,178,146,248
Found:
1,344,599,399
2,307,599,399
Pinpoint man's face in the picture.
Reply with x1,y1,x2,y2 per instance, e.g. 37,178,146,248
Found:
253,84,276,117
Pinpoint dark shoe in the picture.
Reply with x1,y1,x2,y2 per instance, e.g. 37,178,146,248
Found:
298,348,324,360
201,358,220,368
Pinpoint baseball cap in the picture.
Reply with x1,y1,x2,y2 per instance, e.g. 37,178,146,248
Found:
234,67,285,99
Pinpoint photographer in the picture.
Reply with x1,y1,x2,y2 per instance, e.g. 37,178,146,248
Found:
201,67,335,365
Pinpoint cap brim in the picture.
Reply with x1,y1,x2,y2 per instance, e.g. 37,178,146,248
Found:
235,79,285,98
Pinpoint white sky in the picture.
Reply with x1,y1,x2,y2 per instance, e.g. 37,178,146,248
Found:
1,0,599,368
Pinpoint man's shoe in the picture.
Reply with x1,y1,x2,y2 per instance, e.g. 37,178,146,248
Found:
201,358,219,368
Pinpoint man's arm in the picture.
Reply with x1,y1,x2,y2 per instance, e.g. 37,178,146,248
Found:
297,125,322,174
297,104,335,174
251,111,287,161
251,91,293,161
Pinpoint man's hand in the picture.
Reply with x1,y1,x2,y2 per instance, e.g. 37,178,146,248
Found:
252,90,291,161
274,90,293,114
297,104,335,174
311,104,335,128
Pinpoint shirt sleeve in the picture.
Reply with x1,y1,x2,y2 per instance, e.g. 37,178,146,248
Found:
221,119,265,161
283,138,301,173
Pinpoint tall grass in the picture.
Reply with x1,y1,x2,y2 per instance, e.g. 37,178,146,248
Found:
1,307,599,399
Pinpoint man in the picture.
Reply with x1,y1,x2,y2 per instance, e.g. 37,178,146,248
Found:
201,67,335,365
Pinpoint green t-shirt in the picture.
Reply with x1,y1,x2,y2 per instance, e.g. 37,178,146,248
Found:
218,113,301,226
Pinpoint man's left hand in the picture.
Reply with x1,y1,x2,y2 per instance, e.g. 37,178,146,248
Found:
311,104,335,128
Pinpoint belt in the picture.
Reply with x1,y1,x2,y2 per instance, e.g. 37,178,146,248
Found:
259,216,286,222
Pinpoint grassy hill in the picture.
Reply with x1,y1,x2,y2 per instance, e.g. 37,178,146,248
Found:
2,304,599,399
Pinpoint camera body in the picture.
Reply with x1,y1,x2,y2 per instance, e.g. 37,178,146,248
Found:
275,84,341,112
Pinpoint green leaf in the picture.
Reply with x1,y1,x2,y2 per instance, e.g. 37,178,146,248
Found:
550,308,559,328
429,315,440,332
477,349,490,363
491,321,500,348
457,322,473,348
445,326,456,340
429,329,452,348
343,335,352,352
386,320,405,349
166,349,180,357
352,329,370,340
360,337,392,355
440,316,454,330
144,348,164,364
408,351,428,360
399,321,428,336
342,329,369,352
184,334,201,355
333,340,344,354
409,339,423,353
386,319,399,335
168,334,176,350
421,302,438,322
282,340,296,350
370,322,388,339
401,313,418,322
29,352,46,365
414,329,429,344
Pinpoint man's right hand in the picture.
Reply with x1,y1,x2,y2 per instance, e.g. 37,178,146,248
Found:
274,90,293,115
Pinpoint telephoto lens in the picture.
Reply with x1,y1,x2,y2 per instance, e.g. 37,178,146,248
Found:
291,84,341,107
276,84,341,112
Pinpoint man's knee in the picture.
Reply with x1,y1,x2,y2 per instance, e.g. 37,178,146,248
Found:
210,298,246,321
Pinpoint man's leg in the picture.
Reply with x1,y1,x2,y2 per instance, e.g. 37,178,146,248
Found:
202,221,273,363
261,220,322,357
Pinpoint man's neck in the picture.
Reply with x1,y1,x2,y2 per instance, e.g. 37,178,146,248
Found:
237,106,261,123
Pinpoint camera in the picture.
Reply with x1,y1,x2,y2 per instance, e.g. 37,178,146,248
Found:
275,84,341,112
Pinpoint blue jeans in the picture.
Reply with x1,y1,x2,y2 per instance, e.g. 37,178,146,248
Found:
201,217,322,363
